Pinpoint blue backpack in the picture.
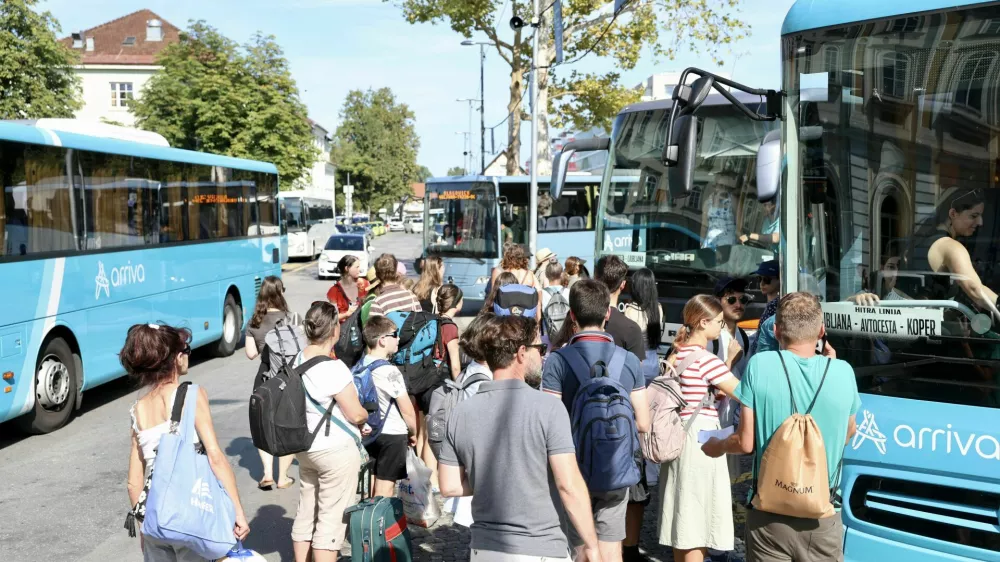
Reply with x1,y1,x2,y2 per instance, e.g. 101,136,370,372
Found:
142,383,237,558
351,358,393,445
556,345,642,492
493,284,539,317
385,311,448,396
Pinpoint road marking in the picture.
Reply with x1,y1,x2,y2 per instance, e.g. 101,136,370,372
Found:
282,261,315,273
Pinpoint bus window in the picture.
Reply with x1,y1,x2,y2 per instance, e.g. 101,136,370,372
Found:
1,143,76,256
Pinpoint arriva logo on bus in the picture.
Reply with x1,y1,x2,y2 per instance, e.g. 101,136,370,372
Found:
95,260,146,300
852,409,1000,460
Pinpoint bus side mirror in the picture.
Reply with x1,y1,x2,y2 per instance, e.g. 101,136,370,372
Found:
756,129,781,202
551,137,610,199
665,115,699,198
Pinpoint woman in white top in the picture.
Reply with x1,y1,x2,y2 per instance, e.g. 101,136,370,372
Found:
125,324,249,561
658,295,742,562
292,302,370,562
622,268,665,385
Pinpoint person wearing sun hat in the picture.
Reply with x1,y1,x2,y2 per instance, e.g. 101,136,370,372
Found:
533,248,558,288
359,266,381,326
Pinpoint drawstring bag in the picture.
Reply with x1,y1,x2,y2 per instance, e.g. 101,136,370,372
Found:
751,354,836,519
141,382,238,558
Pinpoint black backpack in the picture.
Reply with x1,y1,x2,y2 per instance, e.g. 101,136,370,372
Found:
335,307,365,369
386,311,450,396
249,355,336,456
712,327,749,356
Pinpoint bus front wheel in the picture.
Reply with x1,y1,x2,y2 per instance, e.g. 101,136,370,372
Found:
17,338,78,434
211,294,242,357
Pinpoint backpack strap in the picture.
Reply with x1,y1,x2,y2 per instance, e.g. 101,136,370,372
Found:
556,345,598,389
739,327,750,351
673,349,716,432
607,347,628,382
168,381,193,430
297,356,338,438
460,371,491,390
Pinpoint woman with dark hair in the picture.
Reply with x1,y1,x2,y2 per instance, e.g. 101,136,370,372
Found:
326,255,369,323
658,295,741,562
479,271,519,316
907,188,997,312
291,302,370,562
623,268,664,384
414,256,444,313
125,324,249,559
245,275,298,490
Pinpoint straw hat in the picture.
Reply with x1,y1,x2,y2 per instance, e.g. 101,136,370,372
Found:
365,266,380,289
535,247,557,264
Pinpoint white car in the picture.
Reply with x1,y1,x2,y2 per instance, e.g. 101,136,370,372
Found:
388,219,405,232
318,234,369,279
407,218,424,234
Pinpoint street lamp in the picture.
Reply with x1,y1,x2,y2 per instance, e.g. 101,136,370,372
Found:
461,39,493,174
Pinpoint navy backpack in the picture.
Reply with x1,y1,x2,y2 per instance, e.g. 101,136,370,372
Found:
350,358,392,445
493,284,539,317
556,345,642,492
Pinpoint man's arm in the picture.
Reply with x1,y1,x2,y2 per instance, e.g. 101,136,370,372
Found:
702,405,755,457
630,388,651,434
846,414,857,445
438,463,473,498
549,453,601,556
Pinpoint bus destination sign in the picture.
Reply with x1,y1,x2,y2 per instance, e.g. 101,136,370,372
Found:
438,190,476,200
821,302,944,339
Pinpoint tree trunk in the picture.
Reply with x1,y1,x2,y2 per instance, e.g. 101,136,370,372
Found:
505,67,525,176
534,41,554,176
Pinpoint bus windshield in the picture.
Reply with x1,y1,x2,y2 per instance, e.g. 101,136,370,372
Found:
283,197,305,233
783,4,1000,411
424,181,498,260
600,101,778,280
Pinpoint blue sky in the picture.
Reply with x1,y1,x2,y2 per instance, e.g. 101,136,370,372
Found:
41,0,796,176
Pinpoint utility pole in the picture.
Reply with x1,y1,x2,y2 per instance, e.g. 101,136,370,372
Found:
457,98,478,171
480,43,486,173
528,0,540,267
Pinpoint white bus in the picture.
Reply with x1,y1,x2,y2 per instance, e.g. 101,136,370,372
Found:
278,190,337,259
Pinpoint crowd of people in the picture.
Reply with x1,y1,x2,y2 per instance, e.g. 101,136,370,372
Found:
121,242,861,562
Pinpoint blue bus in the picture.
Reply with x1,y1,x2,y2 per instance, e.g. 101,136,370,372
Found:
422,175,607,302
606,1,1000,559
552,93,779,347
0,121,281,434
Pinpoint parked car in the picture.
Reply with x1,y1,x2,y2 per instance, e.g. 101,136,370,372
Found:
408,217,424,234
318,234,370,279
388,218,405,232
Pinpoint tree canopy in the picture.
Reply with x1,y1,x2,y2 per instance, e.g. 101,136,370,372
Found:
446,166,466,176
332,88,421,212
417,165,435,181
131,22,316,186
0,0,81,119
391,0,748,173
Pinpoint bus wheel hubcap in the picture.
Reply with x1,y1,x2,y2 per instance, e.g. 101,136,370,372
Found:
36,357,70,409
224,307,237,342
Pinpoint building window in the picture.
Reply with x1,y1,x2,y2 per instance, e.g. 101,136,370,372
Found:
956,52,995,112
881,52,908,98
886,17,920,34
823,46,840,73
111,82,134,108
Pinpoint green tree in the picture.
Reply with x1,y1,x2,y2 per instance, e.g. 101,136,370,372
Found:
446,166,466,176
0,0,81,119
332,88,421,212
417,165,434,181
132,22,317,186
391,0,748,174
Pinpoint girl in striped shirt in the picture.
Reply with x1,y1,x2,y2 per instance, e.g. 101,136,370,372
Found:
657,295,742,562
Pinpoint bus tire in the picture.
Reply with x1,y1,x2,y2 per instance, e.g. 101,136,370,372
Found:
212,294,241,358
16,338,78,434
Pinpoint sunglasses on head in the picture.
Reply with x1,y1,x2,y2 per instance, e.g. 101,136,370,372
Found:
952,188,983,208
726,295,753,305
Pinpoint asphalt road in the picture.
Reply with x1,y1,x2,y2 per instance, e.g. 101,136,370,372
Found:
0,232,426,562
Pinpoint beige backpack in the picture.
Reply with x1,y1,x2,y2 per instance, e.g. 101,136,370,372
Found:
640,349,715,463
751,353,836,519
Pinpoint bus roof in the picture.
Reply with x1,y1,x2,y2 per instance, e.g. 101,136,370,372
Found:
618,89,772,116
0,120,278,174
425,175,623,187
782,0,992,35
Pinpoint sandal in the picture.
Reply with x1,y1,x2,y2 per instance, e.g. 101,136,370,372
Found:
258,479,275,490
277,477,297,489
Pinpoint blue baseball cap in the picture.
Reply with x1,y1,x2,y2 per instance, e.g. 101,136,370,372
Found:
753,260,779,277
714,276,748,296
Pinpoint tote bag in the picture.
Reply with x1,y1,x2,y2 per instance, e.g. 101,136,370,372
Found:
142,382,237,559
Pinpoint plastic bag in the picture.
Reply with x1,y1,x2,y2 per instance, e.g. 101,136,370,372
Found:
218,541,266,561
397,449,441,528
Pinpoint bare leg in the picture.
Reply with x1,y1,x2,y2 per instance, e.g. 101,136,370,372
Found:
293,541,311,562
311,549,339,562
278,455,296,487
257,449,274,486
599,541,623,562
674,547,708,562
373,478,396,498
624,502,643,547
417,411,438,486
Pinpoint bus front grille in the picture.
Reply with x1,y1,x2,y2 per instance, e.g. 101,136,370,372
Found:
849,475,1000,552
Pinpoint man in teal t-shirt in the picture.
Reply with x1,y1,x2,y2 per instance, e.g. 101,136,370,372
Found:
703,292,860,562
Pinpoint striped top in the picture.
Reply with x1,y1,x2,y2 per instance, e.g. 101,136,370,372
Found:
673,344,735,419
369,284,422,317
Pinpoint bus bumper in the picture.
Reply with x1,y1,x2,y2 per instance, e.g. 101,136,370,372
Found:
844,527,998,562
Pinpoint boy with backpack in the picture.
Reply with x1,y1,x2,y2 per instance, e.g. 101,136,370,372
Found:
702,292,860,562
358,315,419,498
542,261,570,337
541,279,650,561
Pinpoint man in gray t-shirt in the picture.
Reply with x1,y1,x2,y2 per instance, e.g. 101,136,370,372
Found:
439,316,601,562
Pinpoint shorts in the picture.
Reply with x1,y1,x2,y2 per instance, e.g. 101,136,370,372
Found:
365,434,409,482
746,508,844,562
627,463,651,506
565,488,629,545
411,385,438,415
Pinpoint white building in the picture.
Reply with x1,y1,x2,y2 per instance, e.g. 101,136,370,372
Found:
305,119,336,195
60,10,180,127
636,70,732,101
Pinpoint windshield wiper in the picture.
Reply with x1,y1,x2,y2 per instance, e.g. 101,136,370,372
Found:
427,246,486,264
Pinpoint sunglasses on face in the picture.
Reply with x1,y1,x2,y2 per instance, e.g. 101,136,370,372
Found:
181,344,192,356
525,343,547,354
381,331,399,340
726,295,753,305
760,276,773,285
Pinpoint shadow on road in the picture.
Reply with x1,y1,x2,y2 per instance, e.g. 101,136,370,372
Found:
227,436,266,481
245,504,295,561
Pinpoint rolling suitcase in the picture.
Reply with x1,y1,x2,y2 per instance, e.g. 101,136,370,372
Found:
346,461,412,562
